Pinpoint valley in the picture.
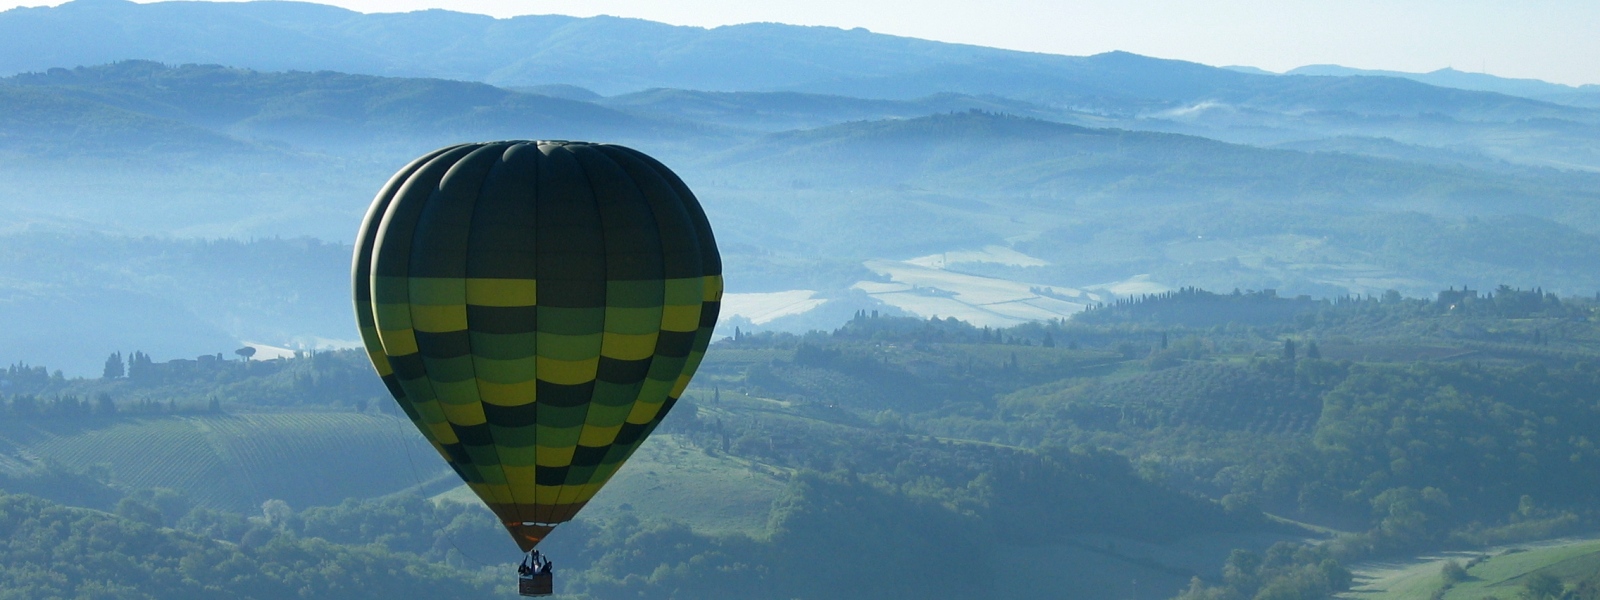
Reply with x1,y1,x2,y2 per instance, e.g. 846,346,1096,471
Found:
0,3,1597,599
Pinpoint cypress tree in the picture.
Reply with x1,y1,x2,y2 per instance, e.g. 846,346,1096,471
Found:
102,352,124,379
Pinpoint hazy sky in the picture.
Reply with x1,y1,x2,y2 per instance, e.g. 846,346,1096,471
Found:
8,0,1599,86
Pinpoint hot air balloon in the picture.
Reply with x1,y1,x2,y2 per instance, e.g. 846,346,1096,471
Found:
352,141,721,595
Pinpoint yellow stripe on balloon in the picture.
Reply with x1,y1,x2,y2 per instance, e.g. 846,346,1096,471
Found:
534,445,576,468
660,304,702,332
377,329,419,355
409,304,468,333
577,425,623,447
625,400,664,425
535,356,599,385
703,275,723,301
427,421,460,444
600,332,659,361
466,278,538,307
438,399,487,427
477,379,538,407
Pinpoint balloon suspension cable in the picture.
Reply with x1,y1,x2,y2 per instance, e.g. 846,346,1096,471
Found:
393,414,493,568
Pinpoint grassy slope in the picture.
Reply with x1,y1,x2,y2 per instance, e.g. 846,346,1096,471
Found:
1343,537,1600,599
0,412,446,512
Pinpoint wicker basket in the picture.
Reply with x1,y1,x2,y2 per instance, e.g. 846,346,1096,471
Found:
518,572,553,596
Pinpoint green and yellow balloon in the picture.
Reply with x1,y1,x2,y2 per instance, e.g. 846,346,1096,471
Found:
353,141,721,550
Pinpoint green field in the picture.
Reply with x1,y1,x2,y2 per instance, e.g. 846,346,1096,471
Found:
1343,537,1600,599
0,412,446,512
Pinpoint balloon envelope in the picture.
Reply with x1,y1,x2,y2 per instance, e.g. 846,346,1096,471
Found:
352,141,721,550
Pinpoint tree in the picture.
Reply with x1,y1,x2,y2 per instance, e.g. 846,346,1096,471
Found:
234,346,257,361
1522,573,1563,600
115,497,164,527
1282,339,1297,361
102,352,124,379
127,351,155,380
10,395,37,417
259,499,295,529
94,393,116,416
1306,341,1321,360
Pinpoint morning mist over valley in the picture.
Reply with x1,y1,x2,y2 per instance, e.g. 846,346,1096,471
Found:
2,1,1600,599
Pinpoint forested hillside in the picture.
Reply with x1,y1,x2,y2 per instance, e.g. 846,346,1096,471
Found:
2,3,1599,598
3,286,1599,598
0,492,506,599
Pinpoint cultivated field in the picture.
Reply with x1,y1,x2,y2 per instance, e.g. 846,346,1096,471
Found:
719,290,828,326
855,258,1093,327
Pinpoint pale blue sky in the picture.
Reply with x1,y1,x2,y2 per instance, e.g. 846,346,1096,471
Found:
8,0,1599,86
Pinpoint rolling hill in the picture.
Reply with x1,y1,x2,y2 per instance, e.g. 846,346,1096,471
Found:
6,78,1600,366
0,8,1597,355
0,350,763,526
1289,64,1600,109
4,0,1599,180
0,338,1314,598
0,412,447,512
3,60,689,152
2,0,1594,126
692,112,1600,258
0,84,256,155
703,110,1600,207
597,88,1075,132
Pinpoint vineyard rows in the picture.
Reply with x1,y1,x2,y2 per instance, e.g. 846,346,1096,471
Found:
1063,363,1323,434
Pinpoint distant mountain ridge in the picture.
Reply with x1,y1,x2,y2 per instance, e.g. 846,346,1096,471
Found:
0,0,1006,94
0,82,254,155
1,60,679,151
2,0,1592,125
597,89,1068,132
2,61,1598,236
711,110,1600,216
1287,64,1600,108
9,0,1600,180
